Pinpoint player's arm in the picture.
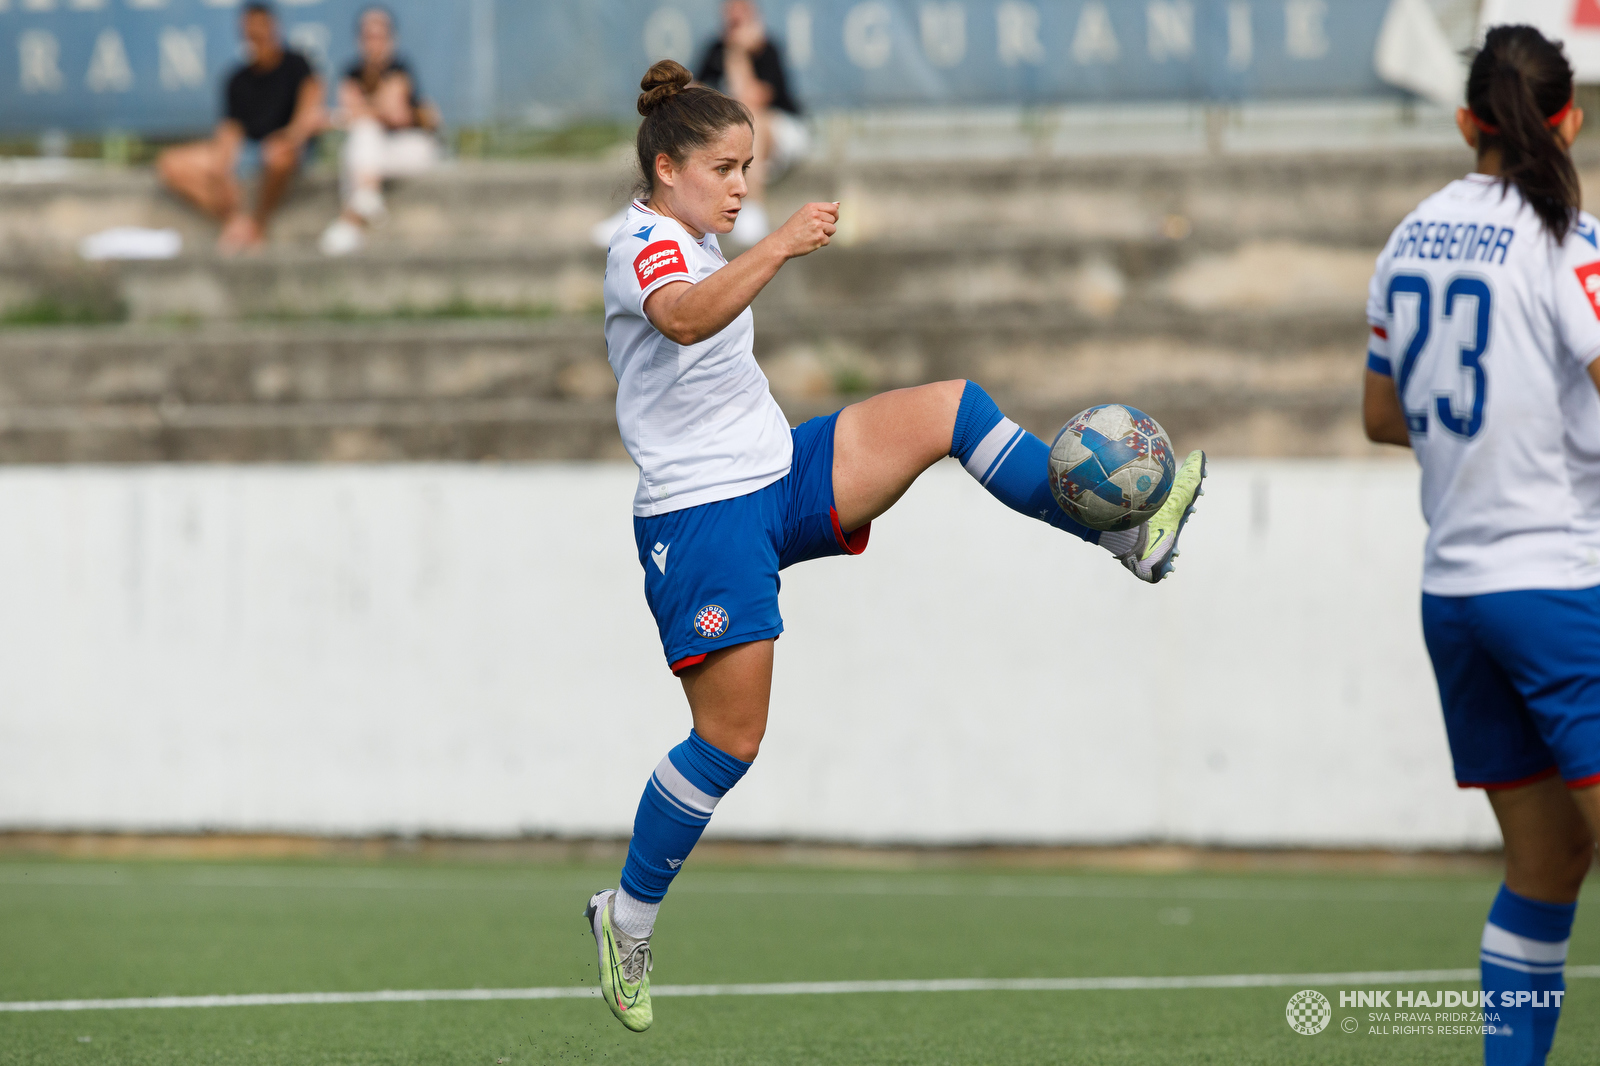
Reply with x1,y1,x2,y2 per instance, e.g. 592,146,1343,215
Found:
1361,319,1408,446
644,202,837,345
1588,357,1600,398
1363,370,1409,446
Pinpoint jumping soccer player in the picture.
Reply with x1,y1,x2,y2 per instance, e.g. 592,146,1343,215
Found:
1363,26,1600,1066
587,59,1207,1032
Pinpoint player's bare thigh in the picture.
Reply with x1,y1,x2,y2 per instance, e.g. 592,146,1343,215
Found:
1487,776,1595,903
678,638,773,762
832,379,965,532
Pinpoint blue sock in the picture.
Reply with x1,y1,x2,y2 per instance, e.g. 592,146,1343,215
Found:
619,730,751,906
1481,885,1575,1066
949,381,1098,545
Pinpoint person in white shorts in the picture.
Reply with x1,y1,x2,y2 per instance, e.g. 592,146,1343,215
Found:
319,5,441,257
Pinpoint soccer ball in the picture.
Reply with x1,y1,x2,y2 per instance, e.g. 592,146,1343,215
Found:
1048,404,1176,532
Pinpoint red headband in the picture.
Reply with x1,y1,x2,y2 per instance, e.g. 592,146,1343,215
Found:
1470,97,1574,136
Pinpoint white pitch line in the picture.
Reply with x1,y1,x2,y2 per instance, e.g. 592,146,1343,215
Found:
7,967,1600,1013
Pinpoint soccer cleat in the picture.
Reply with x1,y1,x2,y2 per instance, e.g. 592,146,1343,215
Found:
1115,449,1206,584
584,889,653,1032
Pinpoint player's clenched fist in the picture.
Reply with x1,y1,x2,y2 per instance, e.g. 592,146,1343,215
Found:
770,202,839,259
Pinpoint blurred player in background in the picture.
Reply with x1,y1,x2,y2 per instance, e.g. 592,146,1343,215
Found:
319,4,441,257
1363,25,1600,1066
584,58,1207,1033
694,0,806,244
157,2,323,254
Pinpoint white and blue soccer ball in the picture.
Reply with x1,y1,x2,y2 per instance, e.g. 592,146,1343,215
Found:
1048,404,1176,532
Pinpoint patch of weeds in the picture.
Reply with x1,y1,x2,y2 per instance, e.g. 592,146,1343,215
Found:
0,298,125,327
832,366,874,395
247,299,569,323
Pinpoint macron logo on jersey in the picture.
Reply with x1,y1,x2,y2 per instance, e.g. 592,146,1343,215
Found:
1576,262,1600,319
634,240,687,288
634,224,655,241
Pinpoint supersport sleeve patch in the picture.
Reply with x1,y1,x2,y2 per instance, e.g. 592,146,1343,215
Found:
634,240,691,290
1575,262,1600,320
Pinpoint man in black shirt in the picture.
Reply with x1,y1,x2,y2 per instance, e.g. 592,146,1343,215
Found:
694,0,808,244
157,2,325,253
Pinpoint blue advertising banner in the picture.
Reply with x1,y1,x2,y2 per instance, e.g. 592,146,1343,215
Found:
0,0,1398,137
0,0,479,137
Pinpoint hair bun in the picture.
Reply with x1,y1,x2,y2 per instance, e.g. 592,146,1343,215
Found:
638,59,692,117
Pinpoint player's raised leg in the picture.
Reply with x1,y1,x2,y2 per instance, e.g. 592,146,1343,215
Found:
832,379,1205,582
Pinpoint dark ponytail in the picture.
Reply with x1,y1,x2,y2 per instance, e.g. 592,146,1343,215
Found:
635,60,752,196
1466,25,1580,240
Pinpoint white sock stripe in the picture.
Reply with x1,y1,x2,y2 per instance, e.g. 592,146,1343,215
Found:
1480,953,1567,975
652,756,719,816
962,418,1021,481
1481,923,1569,965
982,429,1027,487
649,777,712,822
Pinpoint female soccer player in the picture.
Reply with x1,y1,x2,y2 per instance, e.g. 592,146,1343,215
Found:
587,59,1207,1032
1363,26,1600,1066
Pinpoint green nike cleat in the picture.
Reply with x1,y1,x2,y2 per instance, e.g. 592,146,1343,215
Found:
1117,449,1206,583
584,889,653,1032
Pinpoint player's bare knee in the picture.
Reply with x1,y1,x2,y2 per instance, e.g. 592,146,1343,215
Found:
720,728,763,764
1559,828,1596,889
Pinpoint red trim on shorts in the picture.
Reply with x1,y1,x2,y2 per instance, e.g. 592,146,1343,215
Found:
830,507,870,555
1457,766,1560,791
670,653,708,675
1371,326,1388,340
1566,770,1600,790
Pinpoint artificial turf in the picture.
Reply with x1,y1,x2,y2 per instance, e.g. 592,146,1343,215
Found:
1,858,1596,1064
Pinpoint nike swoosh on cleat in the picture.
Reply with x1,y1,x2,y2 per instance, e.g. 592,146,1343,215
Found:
1147,529,1167,552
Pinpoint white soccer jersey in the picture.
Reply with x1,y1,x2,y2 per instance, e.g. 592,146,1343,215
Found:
603,200,792,517
1366,174,1600,595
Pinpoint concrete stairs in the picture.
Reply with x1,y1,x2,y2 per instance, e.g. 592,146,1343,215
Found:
0,144,1526,462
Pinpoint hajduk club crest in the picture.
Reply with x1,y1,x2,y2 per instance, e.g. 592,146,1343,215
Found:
693,604,729,639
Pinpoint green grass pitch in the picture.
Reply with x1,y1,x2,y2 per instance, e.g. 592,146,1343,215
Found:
1,857,1596,1065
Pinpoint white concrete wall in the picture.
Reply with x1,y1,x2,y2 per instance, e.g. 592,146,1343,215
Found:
0,459,1501,849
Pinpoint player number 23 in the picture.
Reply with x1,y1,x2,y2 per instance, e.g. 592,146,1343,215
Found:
1386,272,1492,439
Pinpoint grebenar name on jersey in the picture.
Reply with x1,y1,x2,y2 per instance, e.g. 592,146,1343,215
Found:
1391,219,1515,265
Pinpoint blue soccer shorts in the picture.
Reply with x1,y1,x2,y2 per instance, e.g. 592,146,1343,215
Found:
633,411,870,674
1422,586,1600,791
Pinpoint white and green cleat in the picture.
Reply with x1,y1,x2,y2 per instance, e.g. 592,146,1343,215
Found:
1117,449,1206,583
584,889,653,1032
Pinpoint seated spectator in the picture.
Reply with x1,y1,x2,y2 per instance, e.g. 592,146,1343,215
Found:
318,5,442,257
157,2,324,254
695,0,808,244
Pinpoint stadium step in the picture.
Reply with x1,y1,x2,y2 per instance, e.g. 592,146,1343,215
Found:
0,314,1368,462
0,146,1500,261
0,231,1380,324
